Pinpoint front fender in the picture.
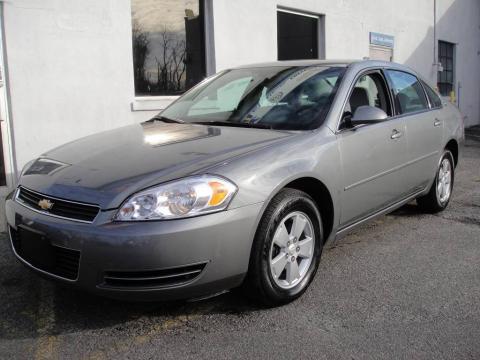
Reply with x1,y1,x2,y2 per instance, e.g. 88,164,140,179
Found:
210,127,343,242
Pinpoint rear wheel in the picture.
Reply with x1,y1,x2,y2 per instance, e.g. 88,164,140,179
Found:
243,188,323,306
417,150,454,213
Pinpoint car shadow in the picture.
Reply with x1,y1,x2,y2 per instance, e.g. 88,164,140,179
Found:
0,201,425,341
388,202,421,217
0,255,264,340
53,283,261,333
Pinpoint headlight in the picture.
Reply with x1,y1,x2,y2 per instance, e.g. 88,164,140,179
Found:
115,175,237,221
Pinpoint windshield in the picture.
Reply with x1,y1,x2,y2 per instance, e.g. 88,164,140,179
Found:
159,66,345,130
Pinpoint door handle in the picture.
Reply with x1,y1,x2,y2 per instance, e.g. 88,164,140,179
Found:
390,129,403,139
434,118,442,127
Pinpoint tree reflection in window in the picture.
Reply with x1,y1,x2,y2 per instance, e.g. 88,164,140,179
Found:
131,0,205,96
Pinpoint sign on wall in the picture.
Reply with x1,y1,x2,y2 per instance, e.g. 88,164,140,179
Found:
369,32,394,48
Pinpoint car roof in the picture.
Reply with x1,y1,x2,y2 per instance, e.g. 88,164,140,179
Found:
231,59,416,73
230,59,428,86
231,59,356,69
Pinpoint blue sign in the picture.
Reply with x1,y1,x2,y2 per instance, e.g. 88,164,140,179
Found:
370,32,394,48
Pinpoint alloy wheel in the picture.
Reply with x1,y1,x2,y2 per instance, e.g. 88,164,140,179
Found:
436,158,452,204
268,211,315,289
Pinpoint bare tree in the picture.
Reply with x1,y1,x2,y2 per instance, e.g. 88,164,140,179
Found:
154,26,187,94
169,39,186,91
132,21,187,95
132,20,150,94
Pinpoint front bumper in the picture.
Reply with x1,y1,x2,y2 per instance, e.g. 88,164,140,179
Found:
5,196,263,301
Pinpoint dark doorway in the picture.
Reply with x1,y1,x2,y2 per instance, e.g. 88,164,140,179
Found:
0,125,5,186
277,11,318,60
0,64,5,186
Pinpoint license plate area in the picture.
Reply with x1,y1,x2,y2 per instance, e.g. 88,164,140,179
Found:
18,227,55,271
10,226,81,281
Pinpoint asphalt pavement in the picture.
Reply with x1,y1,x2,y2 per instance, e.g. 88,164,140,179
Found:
1,131,479,360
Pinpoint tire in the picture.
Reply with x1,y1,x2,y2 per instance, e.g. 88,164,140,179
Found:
417,150,455,213
243,188,323,306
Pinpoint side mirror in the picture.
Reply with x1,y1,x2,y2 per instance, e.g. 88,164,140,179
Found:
351,106,388,125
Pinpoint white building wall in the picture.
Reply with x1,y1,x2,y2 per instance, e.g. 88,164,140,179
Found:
213,0,435,76
434,0,480,128
2,0,480,175
212,0,480,127
3,0,137,170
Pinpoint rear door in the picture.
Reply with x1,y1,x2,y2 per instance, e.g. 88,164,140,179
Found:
337,70,409,227
385,70,442,191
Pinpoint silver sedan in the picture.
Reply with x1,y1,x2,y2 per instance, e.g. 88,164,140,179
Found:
6,60,463,306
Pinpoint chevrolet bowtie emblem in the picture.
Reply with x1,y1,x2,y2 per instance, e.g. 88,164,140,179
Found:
38,199,54,211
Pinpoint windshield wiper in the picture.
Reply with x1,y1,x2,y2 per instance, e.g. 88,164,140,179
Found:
144,115,185,124
191,121,273,129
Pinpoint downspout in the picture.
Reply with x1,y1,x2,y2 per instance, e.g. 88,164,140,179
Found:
0,1,19,185
433,0,436,64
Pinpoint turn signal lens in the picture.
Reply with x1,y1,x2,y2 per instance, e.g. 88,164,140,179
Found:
208,181,230,206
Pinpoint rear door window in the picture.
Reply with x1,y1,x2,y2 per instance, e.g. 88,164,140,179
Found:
386,70,429,115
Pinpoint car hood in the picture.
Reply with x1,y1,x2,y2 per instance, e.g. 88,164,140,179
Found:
19,122,293,209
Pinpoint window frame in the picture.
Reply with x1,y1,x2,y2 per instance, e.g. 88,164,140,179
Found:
336,67,395,132
420,80,443,110
131,0,213,112
336,66,445,133
384,69,430,117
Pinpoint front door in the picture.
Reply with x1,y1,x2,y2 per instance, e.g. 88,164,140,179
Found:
337,70,408,227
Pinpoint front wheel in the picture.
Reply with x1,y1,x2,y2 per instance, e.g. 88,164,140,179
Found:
243,188,323,306
417,150,455,213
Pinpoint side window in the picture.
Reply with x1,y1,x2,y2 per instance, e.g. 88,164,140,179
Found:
386,70,429,114
344,72,392,117
421,80,443,108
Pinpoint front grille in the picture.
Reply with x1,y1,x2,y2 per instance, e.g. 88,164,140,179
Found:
10,226,81,281
16,186,100,223
102,263,207,288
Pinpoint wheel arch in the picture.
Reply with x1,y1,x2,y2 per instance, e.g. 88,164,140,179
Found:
242,175,337,291
282,177,335,242
445,138,459,167
251,175,336,245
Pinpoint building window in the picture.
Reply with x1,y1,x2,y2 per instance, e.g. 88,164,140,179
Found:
277,9,320,60
437,40,455,96
131,0,206,97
